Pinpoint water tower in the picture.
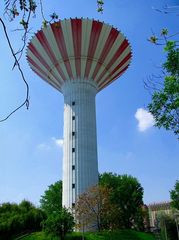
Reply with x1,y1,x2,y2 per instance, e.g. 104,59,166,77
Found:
27,18,132,210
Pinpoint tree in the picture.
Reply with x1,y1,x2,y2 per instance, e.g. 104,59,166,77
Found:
43,207,74,240
0,200,45,239
147,30,179,137
75,185,118,232
99,172,144,230
40,180,62,215
170,180,179,210
40,181,74,239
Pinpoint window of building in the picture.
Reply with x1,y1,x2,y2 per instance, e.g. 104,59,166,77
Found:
72,165,75,170
72,183,75,188
72,116,75,120
72,131,75,136
72,148,75,152
72,203,75,208
72,101,75,106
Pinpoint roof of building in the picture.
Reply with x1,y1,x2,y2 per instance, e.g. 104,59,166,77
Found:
148,202,171,211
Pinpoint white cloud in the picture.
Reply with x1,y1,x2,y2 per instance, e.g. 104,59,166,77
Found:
37,137,63,151
37,143,51,151
51,137,63,148
135,108,155,132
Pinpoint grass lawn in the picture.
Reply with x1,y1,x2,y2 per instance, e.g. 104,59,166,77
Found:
80,230,155,240
16,230,155,240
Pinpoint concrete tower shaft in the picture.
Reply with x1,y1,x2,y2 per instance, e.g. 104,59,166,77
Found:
62,80,98,209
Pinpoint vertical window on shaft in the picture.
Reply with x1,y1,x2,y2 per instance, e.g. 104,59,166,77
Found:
72,184,75,188
72,165,75,170
72,148,75,152
72,101,75,106
72,116,75,120
72,131,75,136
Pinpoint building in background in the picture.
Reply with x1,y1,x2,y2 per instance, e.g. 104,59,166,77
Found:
148,202,171,228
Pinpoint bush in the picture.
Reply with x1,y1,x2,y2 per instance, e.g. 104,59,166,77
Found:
0,201,45,239
43,208,74,240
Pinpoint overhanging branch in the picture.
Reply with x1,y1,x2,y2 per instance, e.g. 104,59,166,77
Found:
0,18,29,122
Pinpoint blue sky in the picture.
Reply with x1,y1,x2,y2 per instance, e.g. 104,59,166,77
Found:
0,0,178,206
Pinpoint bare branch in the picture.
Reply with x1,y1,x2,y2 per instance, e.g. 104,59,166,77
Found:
0,18,29,122
39,0,46,21
152,4,179,16
16,9,32,62
0,0,60,122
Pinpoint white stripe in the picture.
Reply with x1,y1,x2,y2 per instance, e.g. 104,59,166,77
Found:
43,26,69,81
81,19,92,79
31,65,61,91
88,23,112,80
31,34,58,76
99,72,123,91
28,45,63,85
94,33,124,81
28,49,52,79
30,64,47,80
61,19,76,79
99,60,130,90
97,46,131,86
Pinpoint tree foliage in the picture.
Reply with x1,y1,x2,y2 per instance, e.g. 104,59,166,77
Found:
43,207,74,240
0,175,146,238
147,30,179,137
0,200,45,240
170,180,179,210
40,180,62,215
75,185,118,231
40,181,74,239
99,173,144,230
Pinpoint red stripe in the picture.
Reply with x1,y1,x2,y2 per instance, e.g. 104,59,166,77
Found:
32,67,60,90
99,65,129,90
96,39,129,83
33,68,47,81
110,65,129,82
84,20,103,79
71,19,82,78
28,57,50,80
100,29,119,62
36,31,66,80
92,28,119,80
28,43,61,83
106,52,131,78
28,57,61,90
51,22,73,79
29,43,51,73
